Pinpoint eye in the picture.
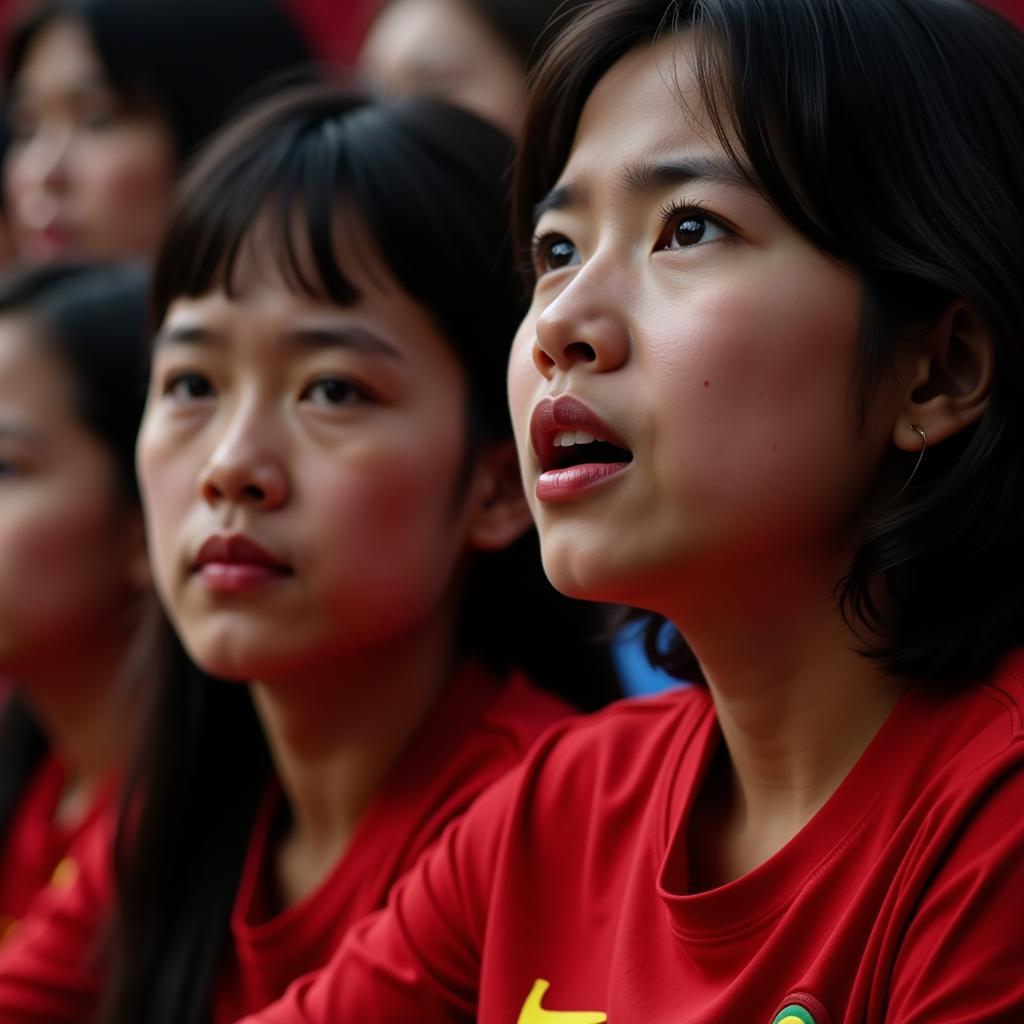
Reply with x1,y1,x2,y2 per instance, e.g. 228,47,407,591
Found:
0,458,15,478
163,372,215,402
302,377,369,407
657,204,732,250
532,232,580,275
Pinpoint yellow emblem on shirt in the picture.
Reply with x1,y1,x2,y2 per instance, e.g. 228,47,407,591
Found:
517,979,607,1023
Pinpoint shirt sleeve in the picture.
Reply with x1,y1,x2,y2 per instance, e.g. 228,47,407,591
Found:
886,762,1024,1023
240,766,521,1024
0,816,110,1022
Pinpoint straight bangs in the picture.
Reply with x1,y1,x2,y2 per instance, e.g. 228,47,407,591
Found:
151,96,368,327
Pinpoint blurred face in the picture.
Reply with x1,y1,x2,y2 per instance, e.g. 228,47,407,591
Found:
137,229,494,683
507,36,904,611
360,0,526,136
4,17,176,262
0,316,141,675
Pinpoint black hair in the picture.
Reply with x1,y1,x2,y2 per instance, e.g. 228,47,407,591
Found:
514,0,1024,685
5,0,315,159
100,85,620,1024
0,262,149,850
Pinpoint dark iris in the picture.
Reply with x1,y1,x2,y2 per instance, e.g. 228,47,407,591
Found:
177,373,212,399
317,379,353,404
547,238,576,269
675,216,706,246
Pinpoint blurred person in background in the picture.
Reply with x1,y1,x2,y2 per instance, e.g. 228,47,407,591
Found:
1,0,316,264
0,263,151,945
360,0,568,136
0,85,619,1024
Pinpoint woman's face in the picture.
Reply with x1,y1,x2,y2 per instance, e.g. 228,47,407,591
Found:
0,317,143,675
4,17,176,263
360,0,526,136
507,36,905,612
137,227,506,683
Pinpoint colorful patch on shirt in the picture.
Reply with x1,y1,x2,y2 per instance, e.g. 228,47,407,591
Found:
517,979,607,1023
771,992,832,1024
773,1009,816,1024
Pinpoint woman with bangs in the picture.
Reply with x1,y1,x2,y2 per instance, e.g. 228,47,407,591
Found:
0,86,618,1024
231,0,1021,1022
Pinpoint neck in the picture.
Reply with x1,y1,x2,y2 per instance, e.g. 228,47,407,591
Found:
251,608,458,907
663,545,904,848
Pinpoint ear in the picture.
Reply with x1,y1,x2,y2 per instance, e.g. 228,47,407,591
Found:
465,438,534,552
892,301,994,451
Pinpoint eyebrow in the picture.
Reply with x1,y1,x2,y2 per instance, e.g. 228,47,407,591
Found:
532,154,756,227
153,324,404,361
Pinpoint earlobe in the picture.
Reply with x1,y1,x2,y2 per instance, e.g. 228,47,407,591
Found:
893,302,994,451
466,439,534,552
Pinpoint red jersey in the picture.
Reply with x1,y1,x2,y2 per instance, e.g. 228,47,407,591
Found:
0,663,573,1021
245,651,1024,1024
0,755,112,949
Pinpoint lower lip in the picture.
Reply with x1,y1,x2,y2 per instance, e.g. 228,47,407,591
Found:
197,563,291,593
29,227,74,259
535,462,631,503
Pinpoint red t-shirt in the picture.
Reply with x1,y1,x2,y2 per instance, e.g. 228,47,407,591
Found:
0,663,572,1021
245,651,1024,1024
0,755,112,949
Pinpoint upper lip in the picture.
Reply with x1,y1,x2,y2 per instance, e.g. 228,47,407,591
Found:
193,534,292,573
529,394,631,472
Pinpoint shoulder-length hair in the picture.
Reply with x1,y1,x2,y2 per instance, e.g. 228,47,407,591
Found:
514,0,1024,686
101,85,619,1024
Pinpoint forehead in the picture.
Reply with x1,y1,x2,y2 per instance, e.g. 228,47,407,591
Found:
0,316,72,411
558,33,722,188
15,17,107,96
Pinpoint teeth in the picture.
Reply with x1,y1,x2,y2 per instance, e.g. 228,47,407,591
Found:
553,430,597,448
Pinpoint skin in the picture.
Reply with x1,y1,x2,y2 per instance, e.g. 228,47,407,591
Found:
507,35,991,885
360,0,527,137
0,315,147,817
137,221,530,904
3,17,176,263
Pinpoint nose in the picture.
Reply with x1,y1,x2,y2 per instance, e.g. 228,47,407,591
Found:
199,405,288,512
23,125,72,195
532,266,630,378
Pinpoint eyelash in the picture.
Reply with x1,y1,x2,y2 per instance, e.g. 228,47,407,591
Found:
655,199,735,247
531,198,736,275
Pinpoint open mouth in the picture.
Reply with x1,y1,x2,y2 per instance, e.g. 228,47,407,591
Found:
546,431,634,471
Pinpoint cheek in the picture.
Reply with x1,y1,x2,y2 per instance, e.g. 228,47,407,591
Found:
0,485,123,647
78,139,173,245
646,261,869,528
304,425,470,621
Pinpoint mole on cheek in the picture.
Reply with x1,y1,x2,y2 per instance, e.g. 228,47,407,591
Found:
703,380,710,387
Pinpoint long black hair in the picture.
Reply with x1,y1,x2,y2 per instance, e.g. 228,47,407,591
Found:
100,85,620,1024
0,262,149,849
4,0,315,160
514,0,1024,686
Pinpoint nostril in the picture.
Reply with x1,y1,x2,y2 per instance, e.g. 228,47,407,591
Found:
242,484,265,502
565,341,597,363
533,347,557,372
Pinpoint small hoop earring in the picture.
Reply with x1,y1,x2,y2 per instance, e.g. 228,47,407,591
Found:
892,423,927,501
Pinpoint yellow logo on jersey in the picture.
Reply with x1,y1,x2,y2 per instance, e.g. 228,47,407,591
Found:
517,979,607,1023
